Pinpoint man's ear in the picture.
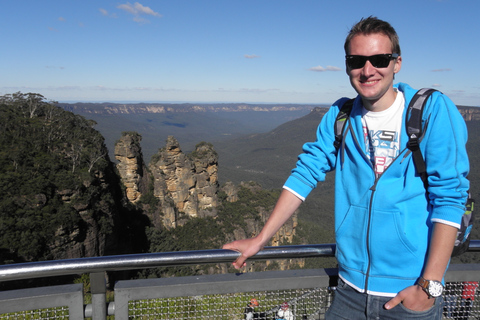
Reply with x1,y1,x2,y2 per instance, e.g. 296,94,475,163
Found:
394,55,402,74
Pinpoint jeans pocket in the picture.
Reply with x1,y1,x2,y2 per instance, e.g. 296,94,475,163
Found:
396,296,443,319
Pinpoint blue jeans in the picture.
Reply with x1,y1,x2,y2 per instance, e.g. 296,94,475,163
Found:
325,278,443,320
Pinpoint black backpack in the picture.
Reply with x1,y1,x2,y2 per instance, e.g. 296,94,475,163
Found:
334,89,474,256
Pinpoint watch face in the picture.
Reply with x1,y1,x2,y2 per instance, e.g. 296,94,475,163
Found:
428,281,444,297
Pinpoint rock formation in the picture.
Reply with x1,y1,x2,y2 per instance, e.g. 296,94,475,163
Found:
114,132,150,203
221,181,239,202
115,134,220,228
148,137,219,228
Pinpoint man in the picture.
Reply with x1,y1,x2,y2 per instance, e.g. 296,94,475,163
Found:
223,16,469,319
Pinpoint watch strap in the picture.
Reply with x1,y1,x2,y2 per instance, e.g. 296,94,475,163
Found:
416,277,443,298
416,277,429,290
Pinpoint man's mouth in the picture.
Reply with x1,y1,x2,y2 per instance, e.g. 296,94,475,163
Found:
361,80,379,86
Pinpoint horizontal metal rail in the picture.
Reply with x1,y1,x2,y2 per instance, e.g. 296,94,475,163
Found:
1,241,479,282
0,244,334,282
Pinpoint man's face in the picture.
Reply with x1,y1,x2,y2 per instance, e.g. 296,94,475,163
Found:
346,33,402,112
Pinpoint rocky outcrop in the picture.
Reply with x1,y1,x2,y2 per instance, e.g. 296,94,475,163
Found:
47,162,127,261
115,134,220,228
115,132,149,203
149,136,219,228
221,181,239,202
115,133,150,203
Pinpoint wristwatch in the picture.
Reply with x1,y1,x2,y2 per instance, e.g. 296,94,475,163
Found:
416,277,444,298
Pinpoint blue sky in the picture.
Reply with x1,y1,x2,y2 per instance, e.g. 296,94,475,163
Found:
1,0,479,106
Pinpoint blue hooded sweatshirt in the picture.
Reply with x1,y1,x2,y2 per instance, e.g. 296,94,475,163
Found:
283,83,469,297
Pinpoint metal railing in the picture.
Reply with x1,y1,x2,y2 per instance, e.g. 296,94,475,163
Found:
0,244,336,282
0,241,479,319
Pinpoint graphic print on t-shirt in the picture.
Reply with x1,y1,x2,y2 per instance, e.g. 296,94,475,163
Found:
364,127,400,176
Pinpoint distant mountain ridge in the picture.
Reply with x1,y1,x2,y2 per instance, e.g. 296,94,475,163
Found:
59,102,320,115
58,102,327,163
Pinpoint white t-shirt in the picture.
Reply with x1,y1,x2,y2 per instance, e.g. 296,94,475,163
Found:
361,89,405,177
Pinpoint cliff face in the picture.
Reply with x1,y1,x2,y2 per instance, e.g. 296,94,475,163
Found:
60,102,480,122
50,166,124,260
459,107,480,121
0,94,132,264
60,102,314,115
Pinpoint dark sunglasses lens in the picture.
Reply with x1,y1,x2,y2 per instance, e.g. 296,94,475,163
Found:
369,55,390,68
348,56,367,69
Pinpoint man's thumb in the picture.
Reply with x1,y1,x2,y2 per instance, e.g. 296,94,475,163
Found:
384,296,401,310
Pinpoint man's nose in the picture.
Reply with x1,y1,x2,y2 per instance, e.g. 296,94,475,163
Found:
361,60,376,76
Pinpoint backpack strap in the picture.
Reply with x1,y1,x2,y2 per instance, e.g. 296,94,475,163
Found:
406,88,474,257
406,88,437,190
334,98,355,151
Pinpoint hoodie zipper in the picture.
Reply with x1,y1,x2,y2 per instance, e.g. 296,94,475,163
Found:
344,119,378,292
364,178,378,291
344,118,407,293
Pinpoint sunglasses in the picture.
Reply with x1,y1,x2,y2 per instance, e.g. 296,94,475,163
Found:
345,53,399,69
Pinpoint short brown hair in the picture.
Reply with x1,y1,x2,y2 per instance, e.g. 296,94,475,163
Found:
344,16,401,56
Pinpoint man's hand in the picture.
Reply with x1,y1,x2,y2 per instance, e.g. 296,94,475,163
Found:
385,222,456,311
222,236,265,269
384,285,434,311
222,190,303,269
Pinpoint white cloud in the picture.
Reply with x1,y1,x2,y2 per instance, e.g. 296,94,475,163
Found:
117,2,162,23
45,66,65,70
432,68,452,72
244,54,260,59
133,16,148,24
309,65,342,72
99,8,118,18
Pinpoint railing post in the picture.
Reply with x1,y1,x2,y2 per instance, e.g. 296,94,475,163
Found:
90,272,107,320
